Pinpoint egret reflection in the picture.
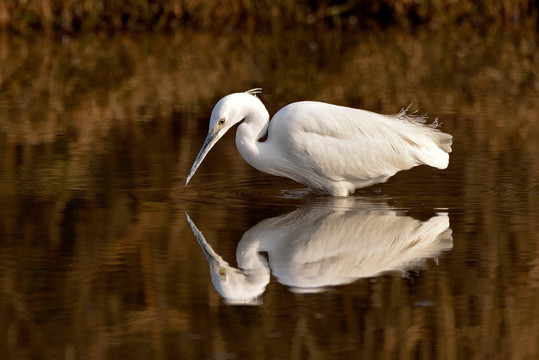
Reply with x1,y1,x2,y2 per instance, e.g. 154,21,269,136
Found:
187,198,452,305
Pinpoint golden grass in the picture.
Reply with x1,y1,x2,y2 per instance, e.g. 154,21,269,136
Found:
0,0,536,33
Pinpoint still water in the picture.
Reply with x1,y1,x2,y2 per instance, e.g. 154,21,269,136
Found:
0,27,538,359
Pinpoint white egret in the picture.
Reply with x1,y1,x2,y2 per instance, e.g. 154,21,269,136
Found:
185,89,452,196
186,197,453,304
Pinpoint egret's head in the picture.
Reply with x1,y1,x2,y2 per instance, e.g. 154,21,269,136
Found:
185,89,263,186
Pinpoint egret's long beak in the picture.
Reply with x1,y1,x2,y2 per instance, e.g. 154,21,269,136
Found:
185,131,220,186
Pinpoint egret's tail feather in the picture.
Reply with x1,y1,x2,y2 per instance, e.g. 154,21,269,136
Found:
437,132,453,153
426,152,449,169
414,131,452,170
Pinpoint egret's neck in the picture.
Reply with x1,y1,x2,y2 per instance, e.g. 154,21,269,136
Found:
235,99,271,172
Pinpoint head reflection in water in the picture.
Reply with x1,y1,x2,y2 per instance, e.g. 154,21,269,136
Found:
186,197,453,305
186,212,270,306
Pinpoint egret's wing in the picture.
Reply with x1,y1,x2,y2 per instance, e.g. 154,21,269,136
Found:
269,102,450,183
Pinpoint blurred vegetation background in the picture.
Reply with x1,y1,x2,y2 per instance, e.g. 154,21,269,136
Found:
0,0,537,33
1,1,539,359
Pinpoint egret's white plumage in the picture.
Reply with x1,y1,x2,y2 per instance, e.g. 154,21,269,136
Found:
185,89,452,196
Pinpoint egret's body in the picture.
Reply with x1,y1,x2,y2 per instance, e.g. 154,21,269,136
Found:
186,89,452,196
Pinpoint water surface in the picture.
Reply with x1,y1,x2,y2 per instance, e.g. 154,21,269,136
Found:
0,27,538,359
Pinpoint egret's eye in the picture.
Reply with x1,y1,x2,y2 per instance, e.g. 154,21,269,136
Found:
218,118,225,126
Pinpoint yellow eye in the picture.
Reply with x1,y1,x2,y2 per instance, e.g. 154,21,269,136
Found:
218,118,225,126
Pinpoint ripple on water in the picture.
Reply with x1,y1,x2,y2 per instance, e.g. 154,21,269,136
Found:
177,175,420,221
176,165,461,215
176,174,311,210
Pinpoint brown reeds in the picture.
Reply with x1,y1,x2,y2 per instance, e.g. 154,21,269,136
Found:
0,0,537,33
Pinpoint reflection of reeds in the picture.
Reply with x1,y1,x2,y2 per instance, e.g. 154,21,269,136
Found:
0,28,536,163
0,0,537,33
0,27,538,358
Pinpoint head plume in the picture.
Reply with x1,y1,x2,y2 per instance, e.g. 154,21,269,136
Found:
245,88,262,96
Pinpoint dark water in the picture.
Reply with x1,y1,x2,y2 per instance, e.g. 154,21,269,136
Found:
1,27,538,359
